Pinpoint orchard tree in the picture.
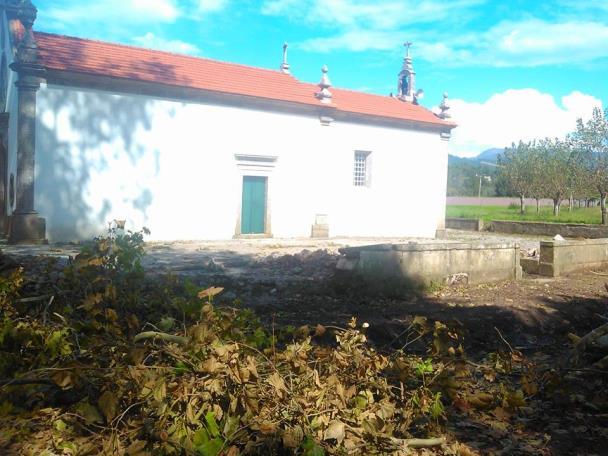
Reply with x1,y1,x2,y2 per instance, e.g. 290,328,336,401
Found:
538,138,571,216
571,107,608,224
498,141,536,214
526,141,545,213
566,137,596,209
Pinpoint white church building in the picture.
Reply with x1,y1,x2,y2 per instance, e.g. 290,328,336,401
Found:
0,0,455,243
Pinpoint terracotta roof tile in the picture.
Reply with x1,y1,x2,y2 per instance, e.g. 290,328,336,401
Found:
34,32,454,129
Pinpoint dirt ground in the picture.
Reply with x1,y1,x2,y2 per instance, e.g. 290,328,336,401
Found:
155,241,606,456
4,231,608,455
2,230,602,355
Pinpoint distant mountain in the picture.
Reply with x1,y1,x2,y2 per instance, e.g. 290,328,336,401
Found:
448,154,468,165
448,147,504,164
476,148,503,163
447,148,507,196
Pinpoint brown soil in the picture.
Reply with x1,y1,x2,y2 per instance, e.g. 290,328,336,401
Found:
198,251,608,456
12,245,608,455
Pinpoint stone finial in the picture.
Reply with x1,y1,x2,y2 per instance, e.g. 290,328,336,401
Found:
438,92,451,119
315,64,332,104
9,0,44,86
14,0,38,65
280,42,290,74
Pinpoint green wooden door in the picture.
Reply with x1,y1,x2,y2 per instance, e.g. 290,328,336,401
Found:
241,176,267,234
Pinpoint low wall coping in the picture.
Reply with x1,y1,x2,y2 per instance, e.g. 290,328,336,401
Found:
446,217,482,222
340,241,519,256
540,238,608,247
492,219,603,228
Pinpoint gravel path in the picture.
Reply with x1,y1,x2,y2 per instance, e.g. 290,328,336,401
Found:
0,230,542,279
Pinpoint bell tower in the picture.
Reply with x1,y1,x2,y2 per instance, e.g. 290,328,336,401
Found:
397,41,415,102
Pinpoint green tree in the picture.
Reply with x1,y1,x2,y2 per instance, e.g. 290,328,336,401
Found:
570,107,608,224
538,138,571,216
566,137,596,210
498,141,535,214
526,141,545,213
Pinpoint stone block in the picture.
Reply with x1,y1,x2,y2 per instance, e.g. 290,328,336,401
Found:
339,241,521,287
445,217,484,231
535,238,608,277
435,228,447,239
315,214,329,225
520,257,539,275
539,262,557,277
8,213,47,244
311,224,329,238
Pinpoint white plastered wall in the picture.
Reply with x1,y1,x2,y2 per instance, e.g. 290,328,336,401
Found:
35,84,449,242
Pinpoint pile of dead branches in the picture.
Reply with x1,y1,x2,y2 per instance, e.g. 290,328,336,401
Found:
0,229,586,455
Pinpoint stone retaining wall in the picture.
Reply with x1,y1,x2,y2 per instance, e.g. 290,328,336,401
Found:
445,217,484,231
490,220,608,238
338,241,521,286
536,238,608,277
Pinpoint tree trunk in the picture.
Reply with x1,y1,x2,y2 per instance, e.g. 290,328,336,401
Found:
568,194,573,212
520,195,526,214
553,199,560,216
536,198,540,213
601,193,607,225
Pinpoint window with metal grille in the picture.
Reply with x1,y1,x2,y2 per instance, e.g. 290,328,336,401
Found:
353,151,371,187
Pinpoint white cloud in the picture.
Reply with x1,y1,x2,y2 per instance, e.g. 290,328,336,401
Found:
296,18,608,66
262,0,484,57
298,30,399,53
131,0,180,20
263,0,608,67
438,19,608,67
44,0,181,26
445,89,603,157
297,18,608,66
132,32,201,55
196,0,229,13
262,0,482,30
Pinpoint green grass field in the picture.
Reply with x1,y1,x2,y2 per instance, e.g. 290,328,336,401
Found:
446,205,603,224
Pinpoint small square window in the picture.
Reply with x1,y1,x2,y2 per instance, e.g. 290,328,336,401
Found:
353,151,371,187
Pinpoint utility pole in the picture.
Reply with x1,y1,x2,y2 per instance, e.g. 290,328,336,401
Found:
476,174,491,202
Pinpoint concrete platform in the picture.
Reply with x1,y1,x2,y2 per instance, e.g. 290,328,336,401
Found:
338,241,522,287
521,238,608,277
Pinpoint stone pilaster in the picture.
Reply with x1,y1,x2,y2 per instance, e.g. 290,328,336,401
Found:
0,113,8,237
13,74,38,215
8,0,46,244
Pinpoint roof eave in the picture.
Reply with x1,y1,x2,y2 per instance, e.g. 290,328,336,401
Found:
42,67,454,131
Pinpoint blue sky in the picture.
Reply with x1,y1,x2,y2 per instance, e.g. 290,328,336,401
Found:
36,0,608,157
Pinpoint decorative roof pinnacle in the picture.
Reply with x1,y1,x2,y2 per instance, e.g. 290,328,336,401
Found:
13,0,40,67
315,64,332,104
280,42,290,74
438,92,451,119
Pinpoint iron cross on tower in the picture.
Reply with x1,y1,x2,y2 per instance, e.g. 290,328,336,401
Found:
404,41,412,57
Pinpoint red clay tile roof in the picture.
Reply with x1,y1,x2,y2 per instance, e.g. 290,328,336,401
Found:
34,32,454,129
